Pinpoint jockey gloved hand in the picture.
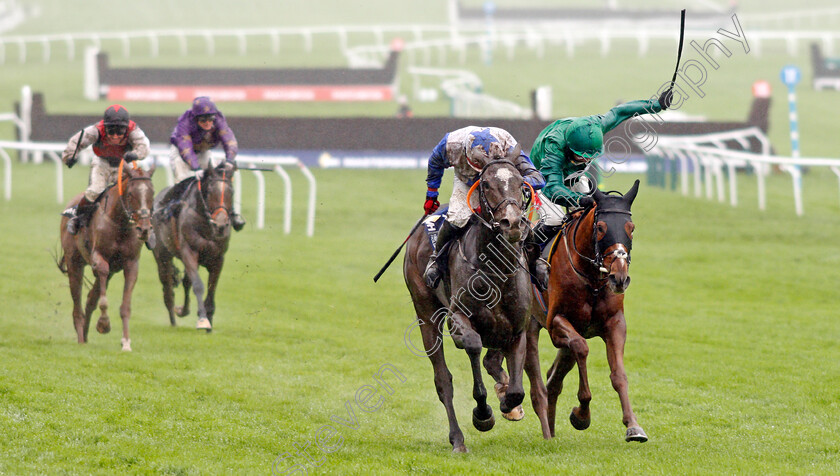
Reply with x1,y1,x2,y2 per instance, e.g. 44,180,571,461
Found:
424,193,440,215
194,169,204,180
658,88,673,110
124,151,138,162
578,195,595,209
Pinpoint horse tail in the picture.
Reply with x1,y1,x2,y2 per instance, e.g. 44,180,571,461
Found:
52,244,67,275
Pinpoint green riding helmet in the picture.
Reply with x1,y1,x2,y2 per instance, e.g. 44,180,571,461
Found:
565,117,603,160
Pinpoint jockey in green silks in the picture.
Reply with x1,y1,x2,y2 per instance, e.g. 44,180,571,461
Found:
529,91,672,250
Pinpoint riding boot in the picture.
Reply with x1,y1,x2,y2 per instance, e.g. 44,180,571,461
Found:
525,240,550,292
231,212,246,232
423,220,463,288
66,196,96,235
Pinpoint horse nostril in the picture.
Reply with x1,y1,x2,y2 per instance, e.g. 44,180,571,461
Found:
499,219,511,229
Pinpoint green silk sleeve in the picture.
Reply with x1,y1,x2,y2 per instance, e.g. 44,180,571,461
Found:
600,99,662,133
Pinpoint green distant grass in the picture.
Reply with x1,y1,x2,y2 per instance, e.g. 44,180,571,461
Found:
0,163,838,474
3,1,840,156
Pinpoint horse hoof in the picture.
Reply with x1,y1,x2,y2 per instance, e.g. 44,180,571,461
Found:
121,338,132,352
502,405,525,421
96,320,111,334
472,407,495,432
625,426,648,443
569,410,590,430
452,445,468,453
175,306,189,317
196,317,212,330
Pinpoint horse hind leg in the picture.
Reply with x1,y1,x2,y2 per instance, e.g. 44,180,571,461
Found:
545,347,576,437
483,350,524,421
154,250,178,326
67,260,87,343
524,317,552,439
175,269,191,317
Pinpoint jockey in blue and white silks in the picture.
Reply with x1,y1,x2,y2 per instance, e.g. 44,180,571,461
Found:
421,126,546,289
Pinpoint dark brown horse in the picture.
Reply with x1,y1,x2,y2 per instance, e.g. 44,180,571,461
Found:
151,161,235,332
403,159,533,452
58,162,155,351
524,179,646,442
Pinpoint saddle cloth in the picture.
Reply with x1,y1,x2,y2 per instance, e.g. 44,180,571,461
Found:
421,205,449,251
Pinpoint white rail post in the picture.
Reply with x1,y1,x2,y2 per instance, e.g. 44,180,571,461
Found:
0,147,11,201
251,170,266,230
298,161,317,237
274,165,292,234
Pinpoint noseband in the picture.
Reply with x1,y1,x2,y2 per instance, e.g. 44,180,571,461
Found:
466,159,533,233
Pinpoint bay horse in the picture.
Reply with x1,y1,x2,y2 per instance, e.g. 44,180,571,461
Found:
522,179,646,442
57,161,155,351
403,159,534,452
151,161,235,332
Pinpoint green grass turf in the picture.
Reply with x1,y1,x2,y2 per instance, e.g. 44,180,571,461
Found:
0,162,838,474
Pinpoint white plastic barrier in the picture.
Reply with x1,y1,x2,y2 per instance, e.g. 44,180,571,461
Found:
648,132,840,216
0,141,316,235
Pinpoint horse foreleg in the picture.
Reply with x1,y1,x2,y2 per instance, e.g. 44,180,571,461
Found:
604,314,647,442
524,317,552,439
548,313,592,431
450,312,494,433
91,251,111,335
502,332,527,413
203,260,223,325
482,350,523,421
84,277,101,341
180,245,208,331
118,260,139,351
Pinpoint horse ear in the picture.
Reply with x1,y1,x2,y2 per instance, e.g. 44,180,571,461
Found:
624,179,640,205
592,187,606,203
505,143,522,161
147,157,157,177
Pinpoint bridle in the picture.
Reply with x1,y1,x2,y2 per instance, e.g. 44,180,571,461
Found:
116,161,152,226
195,168,233,224
466,159,534,233
564,195,633,285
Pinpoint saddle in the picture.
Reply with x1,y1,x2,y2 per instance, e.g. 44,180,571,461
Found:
154,177,197,222
541,207,588,268
60,188,110,218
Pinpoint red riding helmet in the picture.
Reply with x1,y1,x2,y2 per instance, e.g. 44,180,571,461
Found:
103,104,130,127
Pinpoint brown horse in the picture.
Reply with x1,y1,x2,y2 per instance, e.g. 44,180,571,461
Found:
151,161,235,332
403,159,533,452
58,162,155,351
524,179,646,442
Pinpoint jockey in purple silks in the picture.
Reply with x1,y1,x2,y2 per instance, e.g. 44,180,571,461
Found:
163,96,245,231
